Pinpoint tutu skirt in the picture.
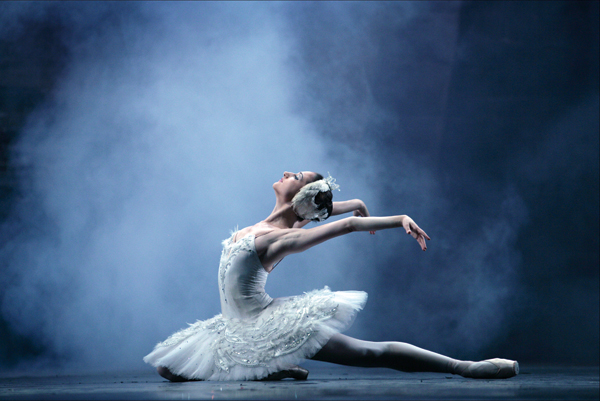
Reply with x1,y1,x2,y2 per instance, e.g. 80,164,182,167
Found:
143,287,367,380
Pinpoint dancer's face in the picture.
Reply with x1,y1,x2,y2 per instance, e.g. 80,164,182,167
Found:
273,171,317,201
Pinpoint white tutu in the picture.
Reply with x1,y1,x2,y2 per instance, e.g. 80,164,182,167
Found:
143,286,367,380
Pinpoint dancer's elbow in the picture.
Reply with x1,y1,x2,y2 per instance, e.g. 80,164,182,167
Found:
345,216,359,233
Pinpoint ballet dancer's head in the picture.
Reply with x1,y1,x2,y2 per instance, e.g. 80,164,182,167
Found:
273,171,321,201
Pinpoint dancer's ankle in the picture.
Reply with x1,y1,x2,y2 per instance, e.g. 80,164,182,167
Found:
449,360,472,376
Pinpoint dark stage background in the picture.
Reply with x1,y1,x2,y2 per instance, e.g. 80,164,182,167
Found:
0,1,598,373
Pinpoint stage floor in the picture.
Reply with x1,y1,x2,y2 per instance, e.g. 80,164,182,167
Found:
1,364,598,400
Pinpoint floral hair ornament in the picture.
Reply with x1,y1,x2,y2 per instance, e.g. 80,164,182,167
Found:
291,173,340,222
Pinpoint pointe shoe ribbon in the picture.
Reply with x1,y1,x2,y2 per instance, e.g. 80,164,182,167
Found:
463,358,519,379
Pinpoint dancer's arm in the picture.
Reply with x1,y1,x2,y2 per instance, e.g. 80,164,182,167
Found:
332,199,376,234
259,215,430,267
331,199,370,217
292,199,370,229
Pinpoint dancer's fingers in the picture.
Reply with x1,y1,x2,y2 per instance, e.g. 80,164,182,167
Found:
417,235,427,251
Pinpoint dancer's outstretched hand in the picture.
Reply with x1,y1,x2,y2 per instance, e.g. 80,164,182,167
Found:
402,216,431,251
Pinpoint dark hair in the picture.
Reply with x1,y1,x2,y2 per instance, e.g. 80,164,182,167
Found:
314,190,333,220
295,172,334,222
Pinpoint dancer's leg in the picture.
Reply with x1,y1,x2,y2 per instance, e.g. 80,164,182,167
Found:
312,334,518,378
157,365,308,382
311,333,467,374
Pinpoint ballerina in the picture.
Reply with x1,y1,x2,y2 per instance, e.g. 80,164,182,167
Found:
144,171,519,381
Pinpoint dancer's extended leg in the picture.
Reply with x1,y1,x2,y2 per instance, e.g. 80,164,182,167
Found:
311,334,518,379
311,333,463,373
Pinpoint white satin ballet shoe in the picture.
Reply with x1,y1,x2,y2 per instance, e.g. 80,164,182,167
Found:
462,358,519,379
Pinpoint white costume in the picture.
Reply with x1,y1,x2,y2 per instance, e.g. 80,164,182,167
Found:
143,231,366,380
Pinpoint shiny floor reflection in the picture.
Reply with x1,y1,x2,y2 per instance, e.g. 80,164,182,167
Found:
1,364,598,400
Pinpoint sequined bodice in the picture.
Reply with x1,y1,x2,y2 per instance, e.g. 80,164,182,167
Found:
218,234,273,320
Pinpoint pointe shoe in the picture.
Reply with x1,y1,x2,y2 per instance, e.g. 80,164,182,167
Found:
462,358,519,379
157,366,199,382
259,365,309,381
287,365,309,380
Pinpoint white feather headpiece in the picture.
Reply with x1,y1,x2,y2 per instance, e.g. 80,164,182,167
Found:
291,174,340,222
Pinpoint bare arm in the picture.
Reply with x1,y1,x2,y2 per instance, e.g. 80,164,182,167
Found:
332,199,376,234
292,199,370,229
258,215,430,267
331,199,370,217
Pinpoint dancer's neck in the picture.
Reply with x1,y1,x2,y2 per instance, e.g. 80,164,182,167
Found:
264,203,298,229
